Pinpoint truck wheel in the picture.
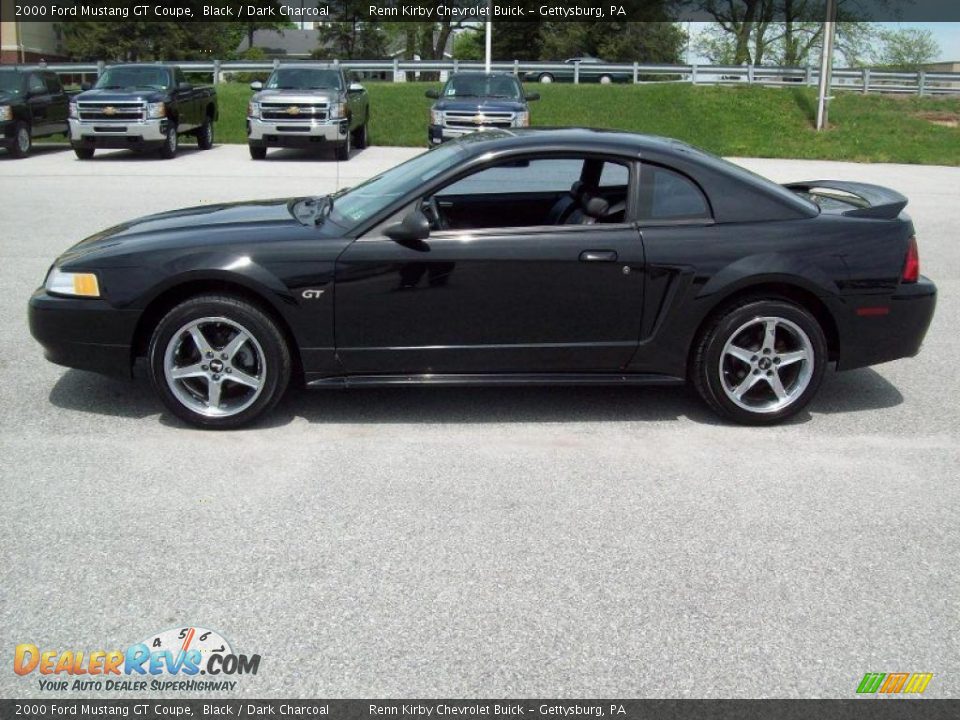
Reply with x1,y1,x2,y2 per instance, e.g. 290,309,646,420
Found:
249,144,267,160
353,114,369,149
692,298,827,425
9,122,32,158
72,146,94,160
197,117,214,150
159,122,178,159
148,294,291,429
335,126,351,161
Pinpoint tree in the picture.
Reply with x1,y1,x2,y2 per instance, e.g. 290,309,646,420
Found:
316,1,389,59
61,22,244,61
873,27,940,69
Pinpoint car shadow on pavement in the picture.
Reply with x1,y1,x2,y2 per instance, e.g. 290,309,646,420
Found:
46,366,904,428
260,147,371,162
69,146,206,162
0,144,72,160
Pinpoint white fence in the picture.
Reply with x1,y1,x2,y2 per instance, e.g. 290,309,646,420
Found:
33,59,960,96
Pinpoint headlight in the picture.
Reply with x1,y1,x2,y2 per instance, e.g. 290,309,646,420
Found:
68,101,77,119
45,268,100,297
329,101,347,119
430,109,443,125
0,105,11,121
514,111,530,128
146,102,166,119
248,101,260,119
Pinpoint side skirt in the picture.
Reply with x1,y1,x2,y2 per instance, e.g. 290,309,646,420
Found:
306,373,686,390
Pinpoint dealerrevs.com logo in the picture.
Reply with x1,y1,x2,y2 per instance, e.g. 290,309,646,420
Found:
13,627,261,692
856,672,933,695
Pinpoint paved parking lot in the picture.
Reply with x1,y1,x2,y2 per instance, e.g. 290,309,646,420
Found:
1,143,958,698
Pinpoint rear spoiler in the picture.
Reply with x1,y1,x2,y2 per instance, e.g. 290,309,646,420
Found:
783,180,908,219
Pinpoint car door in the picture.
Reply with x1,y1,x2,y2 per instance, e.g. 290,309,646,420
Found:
43,73,68,135
25,73,51,135
172,67,198,130
334,155,645,375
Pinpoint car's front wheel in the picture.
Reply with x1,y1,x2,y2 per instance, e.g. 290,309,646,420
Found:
249,144,267,160
148,295,291,429
539,73,554,84
692,299,827,425
9,122,32,158
73,146,95,160
335,124,351,161
159,122,178,159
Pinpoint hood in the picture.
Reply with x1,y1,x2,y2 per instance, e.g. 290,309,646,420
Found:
0,90,21,106
57,198,317,265
75,88,169,103
253,88,342,104
433,98,528,113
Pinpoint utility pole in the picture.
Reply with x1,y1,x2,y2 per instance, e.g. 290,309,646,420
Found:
485,0,492,74
816,0,838,130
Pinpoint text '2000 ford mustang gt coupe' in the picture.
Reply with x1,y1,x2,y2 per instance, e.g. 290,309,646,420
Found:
29,129,936,428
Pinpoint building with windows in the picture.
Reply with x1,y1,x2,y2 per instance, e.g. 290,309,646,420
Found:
0,7,66,64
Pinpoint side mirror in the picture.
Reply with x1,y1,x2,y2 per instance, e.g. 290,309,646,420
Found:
348,82,365,94
425,89,440,99
383,210,431,244
81,81,92,91
525,92,540,101
249,81,263,91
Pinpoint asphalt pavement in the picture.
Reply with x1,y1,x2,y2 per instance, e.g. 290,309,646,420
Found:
0,143,957,699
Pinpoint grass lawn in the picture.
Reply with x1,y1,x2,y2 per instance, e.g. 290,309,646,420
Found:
216,81,954,165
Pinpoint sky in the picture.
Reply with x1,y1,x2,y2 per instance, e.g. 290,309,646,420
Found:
686,21,960,63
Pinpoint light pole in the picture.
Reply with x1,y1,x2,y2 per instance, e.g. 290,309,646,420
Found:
816,0,838,131
485,0,492,74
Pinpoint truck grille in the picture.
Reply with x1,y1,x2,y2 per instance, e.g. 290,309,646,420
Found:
261,103,328,122
443,111,515,130
77,101,146,122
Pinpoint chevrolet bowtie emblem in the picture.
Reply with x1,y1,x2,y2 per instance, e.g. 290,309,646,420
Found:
473,115,487,124
286,106,301,116
103,106,117,116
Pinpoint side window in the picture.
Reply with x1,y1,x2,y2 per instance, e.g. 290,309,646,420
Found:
28,74,46,95
599,162,628,188
640,164,711,222
439,158,584,197
44,73,63,94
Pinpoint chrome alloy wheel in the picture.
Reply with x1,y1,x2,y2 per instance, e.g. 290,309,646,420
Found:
163,317,266,418
16,126,30,153
718,316,814,414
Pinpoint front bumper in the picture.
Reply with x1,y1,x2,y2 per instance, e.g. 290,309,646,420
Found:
69,117,167,149
837,276,937,370
1,119,17,145
429,124,509,145
28,288,140,378
247,117,348,147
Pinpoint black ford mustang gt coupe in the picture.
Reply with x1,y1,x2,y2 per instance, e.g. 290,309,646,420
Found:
29,129,936,428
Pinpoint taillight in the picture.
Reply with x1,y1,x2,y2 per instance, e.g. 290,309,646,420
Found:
902,236,920,283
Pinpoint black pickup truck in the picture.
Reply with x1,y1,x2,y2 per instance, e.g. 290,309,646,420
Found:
0,67,69,158
69,64,217,159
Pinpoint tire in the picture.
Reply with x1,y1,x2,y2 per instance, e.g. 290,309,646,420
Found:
148,294,291,429
159,122,178,159
73,146,94,160
197,116,214,150
353,114,369,149
335,125,351,161
539,73,554,84
599,74,613,85
9,122,31,158
249,144,267,160
692,298,827,425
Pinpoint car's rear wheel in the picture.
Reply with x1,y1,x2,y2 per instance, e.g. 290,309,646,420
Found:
72,146,94,160
249,144,267,160
10,122,31,158
539,73,554,84
159,122,178,159
148,295,291,429
599,74,613,85
692,299,827,425
197,116,214,150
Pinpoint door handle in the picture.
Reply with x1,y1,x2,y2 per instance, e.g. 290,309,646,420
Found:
579,250,618,262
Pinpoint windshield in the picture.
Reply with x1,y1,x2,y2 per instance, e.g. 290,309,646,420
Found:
0,72,24,95
329,143,471,227
266,68,342,91
96,66,171,90
443,74,522,99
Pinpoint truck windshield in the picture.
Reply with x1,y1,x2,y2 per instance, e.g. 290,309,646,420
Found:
443,75,522,99
96,67,171,90
329,143,471,227
266,69,342,91
0,72,24,94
